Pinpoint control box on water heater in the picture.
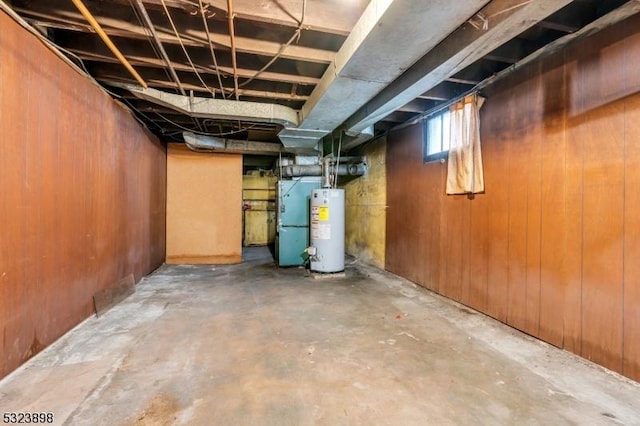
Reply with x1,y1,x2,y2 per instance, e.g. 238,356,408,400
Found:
310,188,345,273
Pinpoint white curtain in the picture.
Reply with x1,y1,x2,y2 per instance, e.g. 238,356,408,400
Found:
446,94,485,195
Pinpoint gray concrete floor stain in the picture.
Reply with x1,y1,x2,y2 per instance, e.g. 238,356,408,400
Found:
1,247,639,425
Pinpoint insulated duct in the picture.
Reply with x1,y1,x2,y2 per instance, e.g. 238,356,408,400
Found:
278,0,491,149
125,86,299,128
279,160,366,178
183,132,283,155
120,0,490,152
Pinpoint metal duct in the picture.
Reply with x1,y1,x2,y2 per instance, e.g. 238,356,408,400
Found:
279,162,366,178
278,0,491,149
120,0,490,152
126,86,299,128
183,132,283,155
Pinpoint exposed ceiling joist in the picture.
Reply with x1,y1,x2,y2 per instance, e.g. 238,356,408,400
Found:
343,0,575,135
537,20,579,33
6,0,635,160
14,5,335,63
279,0,491,149
69,47,320,86
201,0,368,36
102,76,307,101
397,99,438,114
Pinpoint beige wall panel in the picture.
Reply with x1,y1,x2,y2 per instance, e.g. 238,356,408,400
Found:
166,145,242,264
344,137,387,269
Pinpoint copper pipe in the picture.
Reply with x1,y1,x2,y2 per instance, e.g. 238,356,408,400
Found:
226,0,240,101
71,0,147,88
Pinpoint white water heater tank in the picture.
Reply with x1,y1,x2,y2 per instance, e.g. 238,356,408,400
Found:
310,188,345,273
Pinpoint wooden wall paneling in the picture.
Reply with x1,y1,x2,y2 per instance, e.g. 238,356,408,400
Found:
624,15,640,94
383,14,639,382
54,54,85,328
524,63,543,337
385,126,425,285
459,194,472,307
467,185,489,313
136,128,150,280
2,34,30,370
141,126,163,278
83,82,101,320
444,195,466,302
577,29,625,372
99,97,118,295
505,70,533,333
131,121,147,280
111,106,126,285
36,55,61,348
56,66,76,332
0,12,166,379
538,51,569,348
623,94,640,382
482,88,510,324
421,163,443,291
24,51,43,357
151,139,167,269
435,162,448,295
411,129,428,288
622,17,640,384
121,117,142,281
436,188,450,296
559,47,585,355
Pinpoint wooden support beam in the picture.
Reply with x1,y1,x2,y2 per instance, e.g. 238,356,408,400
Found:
537,20,579,33
484,38,542,64
70,48,320,85
344,0,575,134
397,99,438,113
202,0,367,35
418,81,472,101
98,75,309,101
14,5,335,63
380,111,419,124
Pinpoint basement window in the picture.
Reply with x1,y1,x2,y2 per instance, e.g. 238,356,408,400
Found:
423,109,450,162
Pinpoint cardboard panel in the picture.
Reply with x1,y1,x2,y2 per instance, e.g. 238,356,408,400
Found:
166,145,242,264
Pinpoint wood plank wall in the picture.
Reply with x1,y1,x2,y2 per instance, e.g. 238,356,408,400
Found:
386,15,640,382
0,12,167,379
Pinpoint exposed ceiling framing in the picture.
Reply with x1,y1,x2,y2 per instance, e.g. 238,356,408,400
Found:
4,0,639,169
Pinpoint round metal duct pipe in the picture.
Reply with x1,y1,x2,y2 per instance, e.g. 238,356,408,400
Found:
280,163,366,178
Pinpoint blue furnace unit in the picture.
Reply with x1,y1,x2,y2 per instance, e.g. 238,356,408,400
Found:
275,177,322,267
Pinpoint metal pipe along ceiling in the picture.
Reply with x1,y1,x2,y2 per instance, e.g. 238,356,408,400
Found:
279,163,366,178
71,0,147,88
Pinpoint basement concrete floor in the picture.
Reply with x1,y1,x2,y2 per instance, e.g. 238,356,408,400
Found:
1,248,639,426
